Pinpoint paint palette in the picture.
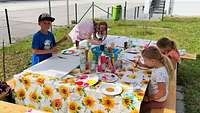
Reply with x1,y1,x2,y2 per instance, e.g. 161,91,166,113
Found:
75,74,99,87
101,73,119,83
62,49,80,56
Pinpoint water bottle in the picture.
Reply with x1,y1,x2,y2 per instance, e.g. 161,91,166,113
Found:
80,50,86,72
87,50,95,73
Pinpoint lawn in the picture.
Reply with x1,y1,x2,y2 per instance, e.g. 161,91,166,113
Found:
0,16,200,113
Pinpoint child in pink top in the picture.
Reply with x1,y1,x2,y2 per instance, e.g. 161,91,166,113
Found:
69,19,95,42
68,20,108,47
156,37,180,69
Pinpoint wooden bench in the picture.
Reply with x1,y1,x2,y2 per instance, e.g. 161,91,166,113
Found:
150,71,176,113
150,53,196,113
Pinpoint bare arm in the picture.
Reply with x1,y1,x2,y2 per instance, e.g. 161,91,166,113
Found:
87,38,101,45
32,47,58,54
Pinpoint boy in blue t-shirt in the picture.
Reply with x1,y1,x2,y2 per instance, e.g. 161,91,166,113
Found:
32,13,58,65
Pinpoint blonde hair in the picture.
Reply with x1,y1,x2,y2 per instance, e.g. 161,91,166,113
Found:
142,46,175,79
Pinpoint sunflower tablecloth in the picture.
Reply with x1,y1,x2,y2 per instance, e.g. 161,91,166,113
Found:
13,35,153,113
13,70,150,113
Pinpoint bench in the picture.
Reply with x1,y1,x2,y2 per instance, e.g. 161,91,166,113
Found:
150,52,196,113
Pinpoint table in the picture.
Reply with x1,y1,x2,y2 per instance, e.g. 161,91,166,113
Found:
24,54,80,78
14,35,193,113
180,53,196,60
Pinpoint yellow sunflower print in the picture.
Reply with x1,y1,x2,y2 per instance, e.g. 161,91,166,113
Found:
75,86,84,95
93,109,105,113
133,90,144,101
16,88,26,100
42,106,52,112
32,73,42,78
29,91,40,103
21,77,31,89
58,85,70,99
130,108,139,113
42,85,53,98
68,101,81,113
22,72,32,77
51,98,63,110
122,96,132,108
101,96,115,110
83,96,96,109
36,76,45,85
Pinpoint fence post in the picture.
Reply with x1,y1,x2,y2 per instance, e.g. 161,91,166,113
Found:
48,0,52,32
75,3,78,24
66,0,70,25
92,2,94,21
2,40,6,81
5,9,12,44
107,7,110,19
137,6,140,18
161,1,166,21
134,7,137,19
124,1,127,20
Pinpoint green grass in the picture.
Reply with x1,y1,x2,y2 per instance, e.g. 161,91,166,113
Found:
0,16,200,113
0,26,72,80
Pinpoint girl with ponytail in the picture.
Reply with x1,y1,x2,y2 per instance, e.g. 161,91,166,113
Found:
157,37,180,69
140,46,174,113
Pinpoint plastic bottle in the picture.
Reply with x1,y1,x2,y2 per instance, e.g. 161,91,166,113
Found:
80,50,86,72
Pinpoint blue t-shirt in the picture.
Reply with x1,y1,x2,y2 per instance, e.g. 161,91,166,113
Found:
32,31,56,65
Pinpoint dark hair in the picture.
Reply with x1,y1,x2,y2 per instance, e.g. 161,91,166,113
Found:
93,21,108,40
99,21,108,35
157,37,178,53
142,46,174,79
38,13,55,23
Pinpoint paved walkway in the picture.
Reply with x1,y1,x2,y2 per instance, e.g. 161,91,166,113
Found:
177,85,185,113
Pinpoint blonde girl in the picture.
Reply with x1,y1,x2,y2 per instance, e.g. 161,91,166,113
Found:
140,46,174,113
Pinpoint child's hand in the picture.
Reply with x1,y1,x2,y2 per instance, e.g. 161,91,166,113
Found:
50,48,58,54
132,59,142,67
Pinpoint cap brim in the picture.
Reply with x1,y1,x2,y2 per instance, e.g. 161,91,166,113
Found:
40,17,55,22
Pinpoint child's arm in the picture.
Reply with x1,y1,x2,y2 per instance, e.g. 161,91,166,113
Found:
87,38,101,45
131,59,151,68
32,47,58,54
50,47,58,54
148,82,166,101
